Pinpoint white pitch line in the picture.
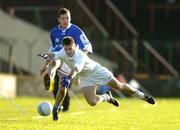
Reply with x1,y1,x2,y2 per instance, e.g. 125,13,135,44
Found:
70,111,86,116
0,93,27,115
6,118,18,121
32,116,45,119
110,108,117,112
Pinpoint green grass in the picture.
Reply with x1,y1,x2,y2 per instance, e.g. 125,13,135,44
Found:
0,96,180,130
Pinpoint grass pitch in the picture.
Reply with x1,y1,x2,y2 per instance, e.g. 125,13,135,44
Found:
0,96,180,130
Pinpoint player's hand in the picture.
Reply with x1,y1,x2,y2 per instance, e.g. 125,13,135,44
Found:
37,53,53,61
61,76,71,88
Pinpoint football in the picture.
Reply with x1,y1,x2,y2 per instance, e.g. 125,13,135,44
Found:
37,101,52,116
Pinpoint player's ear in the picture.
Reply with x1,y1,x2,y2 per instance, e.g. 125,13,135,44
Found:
57,17,60,23
69,16,71,22
68,13,71,22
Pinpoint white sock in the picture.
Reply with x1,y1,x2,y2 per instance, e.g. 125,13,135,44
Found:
99,94,111,102
134,90,145,99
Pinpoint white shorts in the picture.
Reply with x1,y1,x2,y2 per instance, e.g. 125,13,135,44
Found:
79,64,113,87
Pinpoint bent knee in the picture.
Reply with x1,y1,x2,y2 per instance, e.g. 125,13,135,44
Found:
88,101,97,106
87,100,98,106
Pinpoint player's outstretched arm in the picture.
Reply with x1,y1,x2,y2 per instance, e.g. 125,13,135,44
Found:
39,53,55,75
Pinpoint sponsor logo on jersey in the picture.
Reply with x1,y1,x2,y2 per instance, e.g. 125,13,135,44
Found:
55,38,59,43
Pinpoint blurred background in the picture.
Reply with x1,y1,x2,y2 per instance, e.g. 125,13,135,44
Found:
0,0,180,98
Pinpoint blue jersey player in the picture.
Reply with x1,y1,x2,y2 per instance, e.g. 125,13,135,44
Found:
41,8,92,111
49,9,92,54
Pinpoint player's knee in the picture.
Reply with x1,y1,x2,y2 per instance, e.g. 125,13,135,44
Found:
88,102,97,106
87,99,97,106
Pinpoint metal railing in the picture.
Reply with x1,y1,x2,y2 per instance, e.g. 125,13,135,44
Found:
0,37,22,74
143,41,179,77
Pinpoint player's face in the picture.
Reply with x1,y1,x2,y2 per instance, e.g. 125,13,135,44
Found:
58,13,71,29
63,43,76,57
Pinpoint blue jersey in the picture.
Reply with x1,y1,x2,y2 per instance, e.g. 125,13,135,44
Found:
49,23,92,53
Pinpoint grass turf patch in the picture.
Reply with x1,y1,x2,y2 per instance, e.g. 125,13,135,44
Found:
0,96,180,130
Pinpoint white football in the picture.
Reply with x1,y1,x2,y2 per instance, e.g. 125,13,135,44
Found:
37,101,52,116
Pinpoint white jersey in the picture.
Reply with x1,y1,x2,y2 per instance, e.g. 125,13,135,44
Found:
54,47,97,75
54,47,113,87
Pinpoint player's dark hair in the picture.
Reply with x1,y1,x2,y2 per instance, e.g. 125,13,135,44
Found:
57,8,70,18
62,36,74,46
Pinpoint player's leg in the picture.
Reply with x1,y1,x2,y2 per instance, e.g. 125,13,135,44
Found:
62,93,70,111
53,87,70,112
81,86,98,106
56,62,71,112
52,61,71,120
52,82,68,121
53,72,70,112
107,77,155,104
52,72,59,98
81,85,119,106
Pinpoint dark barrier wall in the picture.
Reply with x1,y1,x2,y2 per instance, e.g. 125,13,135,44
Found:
16,75,180,97
138,78,180,97
17,76,52,97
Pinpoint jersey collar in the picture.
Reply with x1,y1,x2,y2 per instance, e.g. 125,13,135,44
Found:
58,23,72,32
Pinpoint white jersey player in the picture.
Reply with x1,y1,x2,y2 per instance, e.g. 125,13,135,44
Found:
47,36,155,121
53,46,113,88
